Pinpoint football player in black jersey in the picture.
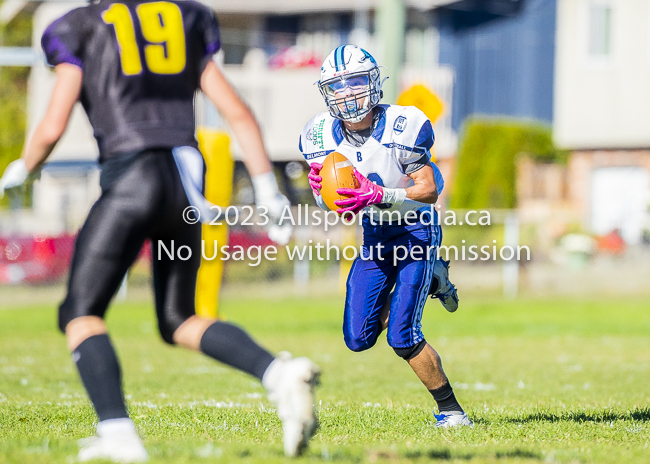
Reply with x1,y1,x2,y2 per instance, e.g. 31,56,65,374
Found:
0,1,318,461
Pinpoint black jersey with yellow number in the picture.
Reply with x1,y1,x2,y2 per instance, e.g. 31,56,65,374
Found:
41,0,220,161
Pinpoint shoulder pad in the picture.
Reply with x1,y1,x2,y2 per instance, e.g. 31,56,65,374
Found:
41,7,90,68
380,105,435,162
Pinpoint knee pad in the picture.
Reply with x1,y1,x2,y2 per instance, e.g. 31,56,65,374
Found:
392,339,427,360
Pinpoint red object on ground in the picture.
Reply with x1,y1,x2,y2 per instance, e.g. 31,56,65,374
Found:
0,235,75,284
0,231,271,285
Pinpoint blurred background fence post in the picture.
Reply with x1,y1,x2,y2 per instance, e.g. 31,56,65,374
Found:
376,0,405,103
503,211,520,299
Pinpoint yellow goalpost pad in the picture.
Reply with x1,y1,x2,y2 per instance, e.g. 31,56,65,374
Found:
195,128,234,318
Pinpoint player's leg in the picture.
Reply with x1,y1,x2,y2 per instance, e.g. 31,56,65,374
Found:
152,153,319,457
156,254,320,458
405,345,471,427
173,316,320,456
58,158,164,462
151,219,278,381
343,241,396,352
380,223,457,326
386,227,471,428
151,154,277,378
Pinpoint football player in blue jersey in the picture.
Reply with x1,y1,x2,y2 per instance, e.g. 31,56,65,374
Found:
299,45,471,428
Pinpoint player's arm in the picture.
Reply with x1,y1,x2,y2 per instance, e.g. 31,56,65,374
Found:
200,60,293,244
199,61,272,176
335,163,438,214
405,164,438,204
25,64,82,171
0,64,81,197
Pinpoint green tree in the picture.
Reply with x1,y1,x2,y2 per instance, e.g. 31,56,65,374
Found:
0,6,32,207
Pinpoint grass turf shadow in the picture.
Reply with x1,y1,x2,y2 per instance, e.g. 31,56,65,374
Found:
501,407,650,424
402,448,542,461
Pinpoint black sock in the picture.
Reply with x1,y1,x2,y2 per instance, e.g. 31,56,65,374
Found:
429,382,464,413
200,321,275,380
73,334,128,422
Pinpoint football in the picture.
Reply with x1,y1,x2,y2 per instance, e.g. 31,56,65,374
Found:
319,152,359,213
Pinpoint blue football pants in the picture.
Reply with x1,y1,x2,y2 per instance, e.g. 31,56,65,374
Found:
343,221,442,351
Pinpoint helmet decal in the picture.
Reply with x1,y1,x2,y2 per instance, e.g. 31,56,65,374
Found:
334,46,346,72
359,48,376,65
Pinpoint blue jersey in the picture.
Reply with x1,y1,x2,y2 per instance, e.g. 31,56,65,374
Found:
299,104,444,219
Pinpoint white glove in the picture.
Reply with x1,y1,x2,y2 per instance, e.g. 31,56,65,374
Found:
0,159,29,199
267,222,294,246
251,171,294,245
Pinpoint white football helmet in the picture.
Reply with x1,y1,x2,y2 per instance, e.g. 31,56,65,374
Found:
318,45,384,123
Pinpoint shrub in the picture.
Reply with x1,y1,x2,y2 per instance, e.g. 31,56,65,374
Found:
0,10,32,208
451,117,567,209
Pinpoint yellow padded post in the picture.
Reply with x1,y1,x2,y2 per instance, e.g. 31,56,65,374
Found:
195,128,234,318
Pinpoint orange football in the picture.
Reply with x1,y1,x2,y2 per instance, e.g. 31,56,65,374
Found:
320,152,359,213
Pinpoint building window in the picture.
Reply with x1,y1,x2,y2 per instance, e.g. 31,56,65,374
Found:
588,2,612,57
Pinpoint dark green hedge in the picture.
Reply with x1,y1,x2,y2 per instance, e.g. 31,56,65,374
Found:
450,117,567,209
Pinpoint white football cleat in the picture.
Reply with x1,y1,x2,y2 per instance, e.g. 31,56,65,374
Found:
434,412,473,428
78,418,149,463
263,352,320,457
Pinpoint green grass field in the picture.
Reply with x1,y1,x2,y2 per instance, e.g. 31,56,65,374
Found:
0,290,648,463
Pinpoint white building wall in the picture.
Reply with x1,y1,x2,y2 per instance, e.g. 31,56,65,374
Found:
554,0,650,149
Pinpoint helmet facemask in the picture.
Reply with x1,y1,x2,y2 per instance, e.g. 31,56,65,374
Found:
318,67,382,123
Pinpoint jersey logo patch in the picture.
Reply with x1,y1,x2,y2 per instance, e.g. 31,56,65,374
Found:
312,119,326,149
304,150,332,160
393,116,407,134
